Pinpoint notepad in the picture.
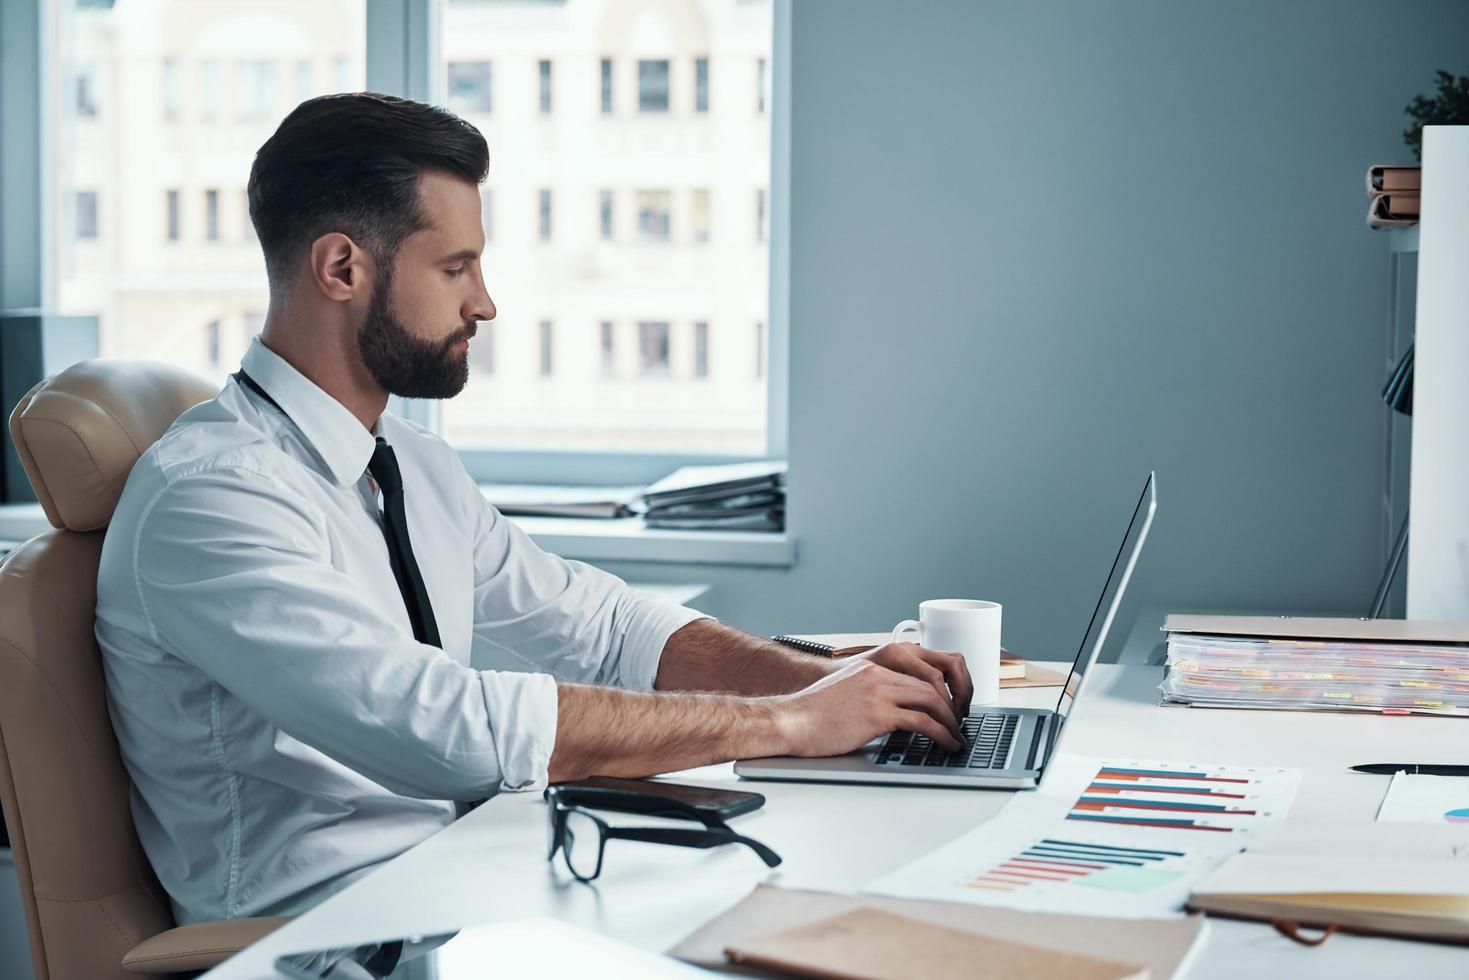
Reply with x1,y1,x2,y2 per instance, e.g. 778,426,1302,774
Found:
724,907,1146,980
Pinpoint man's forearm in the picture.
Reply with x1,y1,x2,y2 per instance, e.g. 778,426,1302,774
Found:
547,681,791,782
652,618,834,696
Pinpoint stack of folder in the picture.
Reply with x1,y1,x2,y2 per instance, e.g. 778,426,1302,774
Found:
1365,164,1420,229
642,460,786,531
1159,615,1469,716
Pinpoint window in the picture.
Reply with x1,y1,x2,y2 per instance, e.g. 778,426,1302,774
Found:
599,190,614,241
201,61,222,120
756,188,766,242
757,56,768,113
75,62,98,117
599,321,615,377
75,191,98,240
538,189,552,242
206,320,222,370
448,61,492,114
471,322,494,374
240,60,274,121
694,321,709,378
638,321,670,377
295,59,313,106
692,189,710,243
538,59,552,113
205,189,220,242
165,190,180,241
638,59,669,112
637,190,671,242
162,59,181,121
755,320,765,379
538,320,554,376
695,57,709,112
599,58,613,114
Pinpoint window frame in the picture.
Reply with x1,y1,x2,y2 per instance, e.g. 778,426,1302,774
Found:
4,0,790,494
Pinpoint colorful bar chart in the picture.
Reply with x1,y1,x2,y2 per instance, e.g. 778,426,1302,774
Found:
965,837,1190,895
1064,764,1288,833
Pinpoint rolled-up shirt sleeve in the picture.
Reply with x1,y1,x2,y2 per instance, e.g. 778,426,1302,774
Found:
133,466,556,798
466,480,709,690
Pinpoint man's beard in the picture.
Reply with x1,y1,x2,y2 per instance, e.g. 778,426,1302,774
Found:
357,264,475,399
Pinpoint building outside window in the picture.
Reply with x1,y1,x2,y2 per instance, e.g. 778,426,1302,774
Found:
240,60,274,121
447,60,492,114
637,190,671,242
538,59,552,113
638,59,669,112
205,189,220,241
600,320,615,377
538,320,554,376
75,191,98,240
206,320,222,369
200,60,222,120
694,321,709,378
165,190,180,241
538,189,552,242
599,190,614,240
638,321,670,377
755,320,765,379
162,58,181,121
692,188,710,243
757,56,768,113
755,187,766,242
241,190,255,241
75,62,98,117
296,59,313,106
695,56,709,112
599,57,613,113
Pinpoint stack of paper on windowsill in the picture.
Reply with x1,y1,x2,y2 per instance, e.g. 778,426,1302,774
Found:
642,460,786,531
1366,164,1420,229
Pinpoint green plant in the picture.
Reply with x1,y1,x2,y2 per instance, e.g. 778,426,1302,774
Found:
1404,69,1469,160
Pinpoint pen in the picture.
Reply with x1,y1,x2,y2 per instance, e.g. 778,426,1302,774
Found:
1350,763,1469,776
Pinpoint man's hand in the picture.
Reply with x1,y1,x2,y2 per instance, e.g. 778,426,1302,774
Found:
772,656,967,758
847,642,973,719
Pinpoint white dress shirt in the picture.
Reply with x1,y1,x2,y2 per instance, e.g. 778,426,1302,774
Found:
95,339,706,925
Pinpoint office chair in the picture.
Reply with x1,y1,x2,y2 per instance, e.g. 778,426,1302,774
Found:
0,360,287,978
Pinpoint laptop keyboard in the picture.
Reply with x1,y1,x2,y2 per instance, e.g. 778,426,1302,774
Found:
876,714,1019,770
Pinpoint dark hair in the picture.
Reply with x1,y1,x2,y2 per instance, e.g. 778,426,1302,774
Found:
247,93,489,289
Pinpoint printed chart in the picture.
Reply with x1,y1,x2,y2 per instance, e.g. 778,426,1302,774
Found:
865,755,1300,918
1377,773,1469,824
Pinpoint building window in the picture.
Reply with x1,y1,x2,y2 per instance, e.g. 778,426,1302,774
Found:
201,61,222,120
471,321,494,374
755,320,765,379
755,188,767,242
205,189,220,242
206,320,222,370
692,189,710,243
75,191,98,240
295,59,313,106
638,59,669,112
447,61,492,114
165,190,180,241
538,59,552,114
637,190,671,242
538,189,552,242
695,57,709,113
480,188,493,241
240,60,274,121
538,320,554,376
694,321,709,378
599,190,614,241
162,59,181,121
75,62,98,117
333,57,352,93
757,57,768,113
599,321,615,377
638,321,670,377
600,57,613,114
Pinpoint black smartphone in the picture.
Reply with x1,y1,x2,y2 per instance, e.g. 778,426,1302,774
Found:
546,776,764,822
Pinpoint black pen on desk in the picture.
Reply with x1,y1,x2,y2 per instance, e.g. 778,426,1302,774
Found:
1350,763,1469,776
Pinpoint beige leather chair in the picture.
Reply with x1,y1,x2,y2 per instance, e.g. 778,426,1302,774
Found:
0,360,287,979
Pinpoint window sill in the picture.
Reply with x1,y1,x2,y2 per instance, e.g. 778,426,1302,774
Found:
0,502,795,569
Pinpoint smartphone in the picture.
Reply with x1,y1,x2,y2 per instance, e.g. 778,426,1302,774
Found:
547,776,765,822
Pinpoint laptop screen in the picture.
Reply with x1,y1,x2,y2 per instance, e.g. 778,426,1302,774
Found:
1051,473,1157,724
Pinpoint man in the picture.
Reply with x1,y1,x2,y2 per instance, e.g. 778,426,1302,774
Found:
96,93,970,926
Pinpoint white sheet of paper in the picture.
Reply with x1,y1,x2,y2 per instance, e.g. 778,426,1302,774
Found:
1377,772,1469,824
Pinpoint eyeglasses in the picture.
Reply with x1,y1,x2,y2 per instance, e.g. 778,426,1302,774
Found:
544,793,782,883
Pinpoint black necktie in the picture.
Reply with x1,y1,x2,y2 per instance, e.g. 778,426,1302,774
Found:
367,437,442,648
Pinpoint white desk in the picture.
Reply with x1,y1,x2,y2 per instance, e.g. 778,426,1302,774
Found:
204,662,1469,979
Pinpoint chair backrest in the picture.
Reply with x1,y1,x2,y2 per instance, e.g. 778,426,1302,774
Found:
0,360,216,980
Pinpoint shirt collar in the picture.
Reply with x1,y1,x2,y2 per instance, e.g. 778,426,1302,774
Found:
239,338,379,487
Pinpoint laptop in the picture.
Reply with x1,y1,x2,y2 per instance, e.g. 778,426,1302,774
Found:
735,472,1156,790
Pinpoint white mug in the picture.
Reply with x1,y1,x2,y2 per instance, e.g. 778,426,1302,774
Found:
892,599,1002,707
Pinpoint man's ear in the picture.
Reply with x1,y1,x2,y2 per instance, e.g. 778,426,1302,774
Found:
307,232,369,302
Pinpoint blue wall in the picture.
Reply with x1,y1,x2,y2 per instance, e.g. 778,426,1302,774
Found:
605,0,1469,663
